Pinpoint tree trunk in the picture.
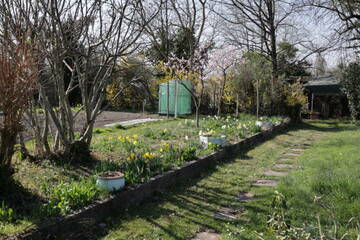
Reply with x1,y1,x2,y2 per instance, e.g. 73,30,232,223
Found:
0,128,18,175
195,106,200,128
235,93,239,117
256,79,260,119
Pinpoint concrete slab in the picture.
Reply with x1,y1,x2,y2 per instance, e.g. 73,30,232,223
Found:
236,192,256,202
278,158,295,162
290,148,305,152
282,152,301,156
104,118,159,127
264,170,288,177
252,179,279,187
213,212,237,220
273,163,295,168
192,232,220,240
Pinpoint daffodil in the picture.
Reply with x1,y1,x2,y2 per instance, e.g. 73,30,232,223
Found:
126,153,136,161
132,140,139,145
132,134,139,139
159,148,164,153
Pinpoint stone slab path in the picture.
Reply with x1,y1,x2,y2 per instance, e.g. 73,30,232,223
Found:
191,232,220,240
278,157,295,161
236,192,256,202
282,152,301,156
273,163,295,168
264,170,288,177
88,123,326,240
252,179,279,187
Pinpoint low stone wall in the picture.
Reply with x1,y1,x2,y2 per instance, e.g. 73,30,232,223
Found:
13,119,291,240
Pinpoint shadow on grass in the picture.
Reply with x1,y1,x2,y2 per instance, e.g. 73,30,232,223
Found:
0,175,45,227
18,120,355,239
292,120,357,133
85,126,294,239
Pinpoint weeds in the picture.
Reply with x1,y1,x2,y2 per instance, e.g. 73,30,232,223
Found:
0,202,15,223
40,179,101,216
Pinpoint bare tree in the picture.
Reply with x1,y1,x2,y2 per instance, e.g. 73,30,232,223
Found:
304,0,360,49
212,0,304,115
0,39,37,175
0,0,159,159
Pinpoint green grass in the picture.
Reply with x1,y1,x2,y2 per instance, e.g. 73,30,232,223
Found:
277,121,360,238
1,114,279,237
81,120,360,240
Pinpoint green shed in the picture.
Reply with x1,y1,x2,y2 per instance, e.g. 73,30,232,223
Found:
158,80,192,115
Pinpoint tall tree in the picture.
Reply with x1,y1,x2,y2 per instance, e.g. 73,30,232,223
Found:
305,0,360,49
217,0,299,112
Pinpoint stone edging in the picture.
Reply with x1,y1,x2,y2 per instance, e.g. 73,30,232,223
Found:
12,118,291,240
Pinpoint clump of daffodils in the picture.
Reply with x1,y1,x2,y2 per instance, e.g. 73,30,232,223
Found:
118,135,140,145
143,152,155,159
126,153,136,161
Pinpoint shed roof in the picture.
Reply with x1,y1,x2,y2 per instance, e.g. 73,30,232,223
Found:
304,76,343,95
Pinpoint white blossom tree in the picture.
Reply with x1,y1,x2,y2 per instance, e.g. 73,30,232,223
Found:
207,46,240,115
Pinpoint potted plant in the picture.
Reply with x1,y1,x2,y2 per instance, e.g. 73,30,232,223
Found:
199,130,227,148
96,171,125,192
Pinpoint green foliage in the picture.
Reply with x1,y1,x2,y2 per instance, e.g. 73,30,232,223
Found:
158,128,172,140
173,27,196,60
142,128,156,138
342,62,360,120
121,151,161,184
114,124,126,130
105,57,153,110
277,42,311,77
40,179,100,216
180,146,196,162
207,142,220,151
95,160,121,174
0,202,15,222
267,191,312,239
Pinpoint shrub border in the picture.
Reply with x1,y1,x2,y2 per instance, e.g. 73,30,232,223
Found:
12,118,291,239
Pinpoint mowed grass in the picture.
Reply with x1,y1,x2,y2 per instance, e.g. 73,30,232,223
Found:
89,121,360,240
1,115,270,237
278,121,360,238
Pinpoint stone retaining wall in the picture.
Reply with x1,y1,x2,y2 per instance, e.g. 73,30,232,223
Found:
13,119,291,240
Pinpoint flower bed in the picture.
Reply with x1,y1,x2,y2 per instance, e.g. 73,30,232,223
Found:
13,117,290,239
3,114,283,238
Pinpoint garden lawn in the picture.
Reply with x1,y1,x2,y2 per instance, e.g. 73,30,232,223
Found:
1,114,279,237
87,120,360,240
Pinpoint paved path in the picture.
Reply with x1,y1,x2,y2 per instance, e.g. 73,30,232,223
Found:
103,118,160,127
